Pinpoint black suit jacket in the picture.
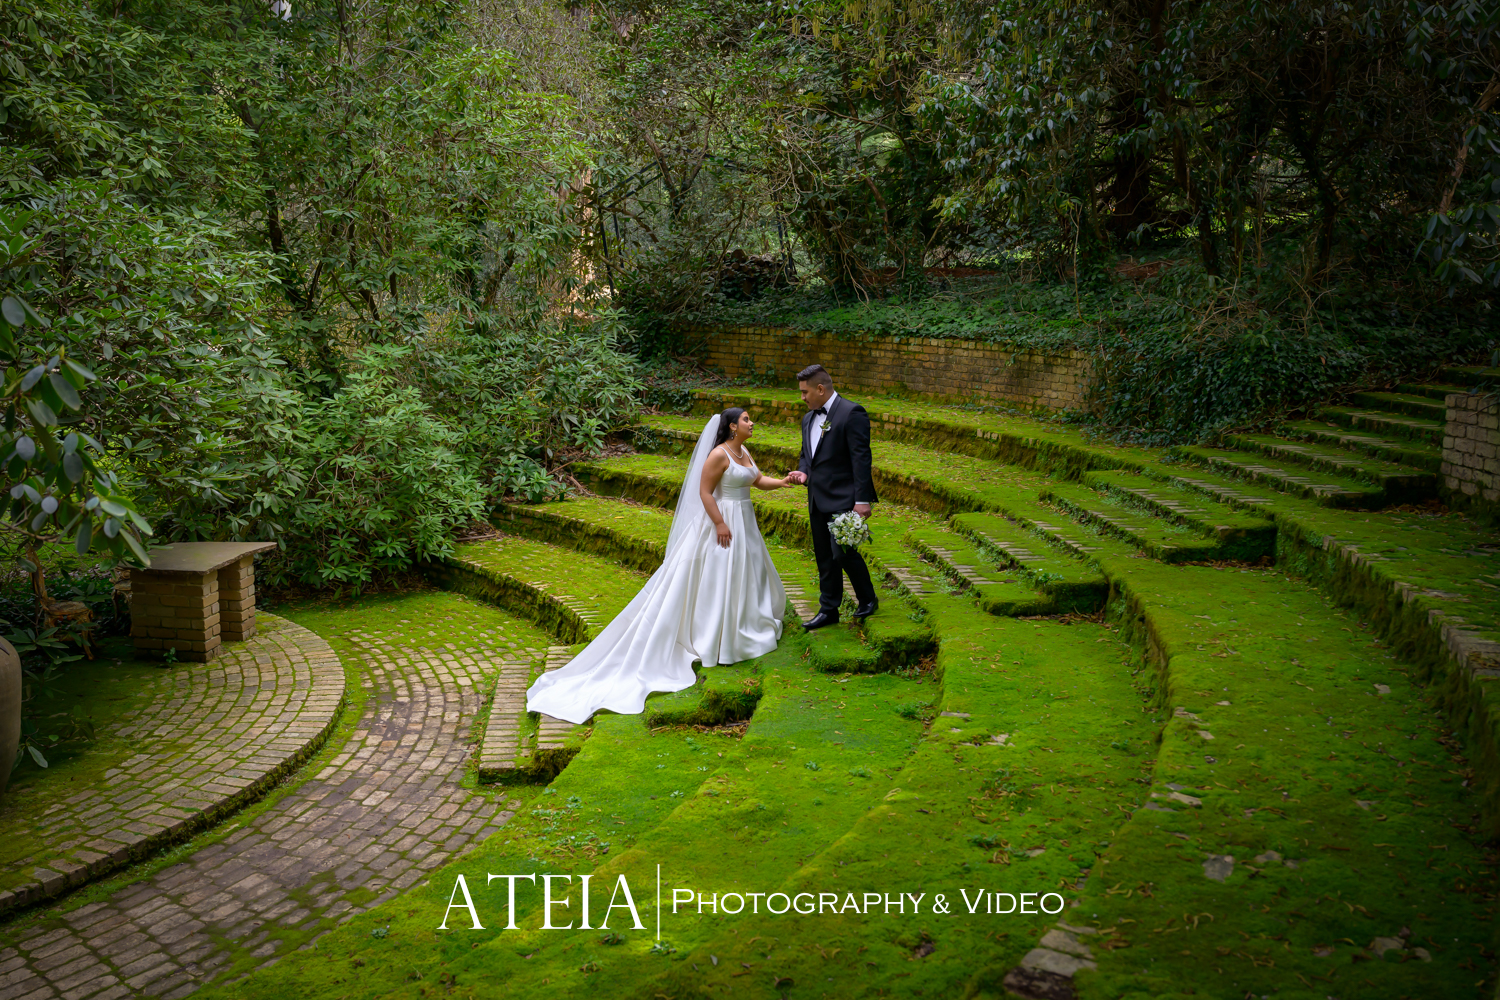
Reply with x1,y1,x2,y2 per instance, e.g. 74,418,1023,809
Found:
798,394,878,512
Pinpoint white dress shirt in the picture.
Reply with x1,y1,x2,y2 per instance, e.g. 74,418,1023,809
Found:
808,390,839,458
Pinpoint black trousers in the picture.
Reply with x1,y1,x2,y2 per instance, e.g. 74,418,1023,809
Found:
809,504,877,615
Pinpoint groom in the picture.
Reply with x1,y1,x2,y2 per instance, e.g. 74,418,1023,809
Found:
783,364,878,630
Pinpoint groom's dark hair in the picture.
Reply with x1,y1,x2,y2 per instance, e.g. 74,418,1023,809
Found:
796,364,833,388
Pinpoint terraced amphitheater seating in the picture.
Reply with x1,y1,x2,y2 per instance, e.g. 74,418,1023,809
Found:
419,367,1497,826
351,368,1500,1000
420,369,1499,833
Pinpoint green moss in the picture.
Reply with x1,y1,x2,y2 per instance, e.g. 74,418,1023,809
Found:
642,666,762,729
115,389,1500,997
1083,564,1497,998
496,498,671,573
430,537,650,644
202,592,1165,999
0,639,196,893
639,608,1157,1000
633,398,1500,836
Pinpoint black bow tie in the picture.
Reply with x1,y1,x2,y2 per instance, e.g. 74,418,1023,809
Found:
811,406,828,416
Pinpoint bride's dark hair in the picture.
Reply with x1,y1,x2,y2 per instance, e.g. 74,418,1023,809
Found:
714,407,747,446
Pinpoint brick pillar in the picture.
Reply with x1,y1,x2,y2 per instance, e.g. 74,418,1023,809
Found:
129,570,221,662
1443,391,1500,523
218,554,258,642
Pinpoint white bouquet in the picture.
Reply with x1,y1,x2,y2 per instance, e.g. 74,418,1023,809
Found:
828,510,872,555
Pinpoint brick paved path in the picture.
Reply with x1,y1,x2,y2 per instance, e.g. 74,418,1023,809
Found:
0,629,538,999
0,616,344,916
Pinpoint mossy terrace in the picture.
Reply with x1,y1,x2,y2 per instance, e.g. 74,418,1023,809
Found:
34,379,1500,999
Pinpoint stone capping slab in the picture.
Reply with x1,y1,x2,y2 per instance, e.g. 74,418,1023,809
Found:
480,646,589,782
478,650,542,781
139,540,278,574
0,613,345,917
1321,534,1500,681
534,647,581,756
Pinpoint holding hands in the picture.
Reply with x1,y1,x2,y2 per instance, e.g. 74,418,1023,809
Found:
784,470,807,485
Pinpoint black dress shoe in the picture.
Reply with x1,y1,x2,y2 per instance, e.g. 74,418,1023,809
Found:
803,612,840,631
851,599,879,620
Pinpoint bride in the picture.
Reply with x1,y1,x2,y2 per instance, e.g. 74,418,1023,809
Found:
525,408,797,724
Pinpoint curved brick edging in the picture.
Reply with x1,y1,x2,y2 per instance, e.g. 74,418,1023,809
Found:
0,626,523,998
0,614,345,917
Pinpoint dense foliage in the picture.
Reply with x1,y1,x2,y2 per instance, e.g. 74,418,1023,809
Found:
1,0,640,597
591,0,1497,435
1,0,1498,611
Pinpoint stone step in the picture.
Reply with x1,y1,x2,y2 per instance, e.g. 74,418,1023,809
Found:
1279,419,1443,473
1038,482,1232,563
879,555,941,598
1079,469,1278,560
478,651,545,783
437,536,649,646
1438,365,1500,388
1345,390,1447,421
1171,445,1387,507
481,645,588,781
1318,406,1445,446
1220,432,1438,499
513,646,588,776
947,512,1113,612
906,526,1069,616
847,514,951,602
495,498,669,573
783,581,818,620
1151,465,1286,516
1395,381,1468,402
643,663,763,728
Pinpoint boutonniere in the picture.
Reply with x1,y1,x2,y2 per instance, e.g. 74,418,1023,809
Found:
819,420,830,433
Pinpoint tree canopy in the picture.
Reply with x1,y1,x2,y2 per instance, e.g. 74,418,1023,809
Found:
1,0,1496,590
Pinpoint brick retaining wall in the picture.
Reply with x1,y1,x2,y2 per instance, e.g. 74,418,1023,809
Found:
692,325,1092,412
1443,392,1499,523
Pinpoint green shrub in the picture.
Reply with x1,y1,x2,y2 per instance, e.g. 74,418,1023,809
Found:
273,349,486,589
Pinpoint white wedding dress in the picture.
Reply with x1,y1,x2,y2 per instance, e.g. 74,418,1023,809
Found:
525,418,787,725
